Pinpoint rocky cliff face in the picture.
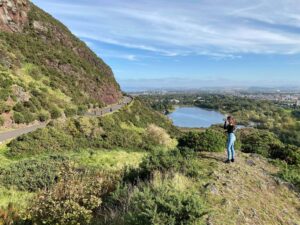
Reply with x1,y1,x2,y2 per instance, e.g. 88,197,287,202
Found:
0,0,29,32
0,0,122,106
0,1,122,128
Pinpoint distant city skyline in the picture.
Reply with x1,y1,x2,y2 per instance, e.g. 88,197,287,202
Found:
120,77,300,92
32,0,300,90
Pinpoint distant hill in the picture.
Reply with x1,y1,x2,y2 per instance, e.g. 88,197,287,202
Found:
0,0,122,128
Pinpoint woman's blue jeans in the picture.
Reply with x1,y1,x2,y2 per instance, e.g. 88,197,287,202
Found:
227,133,236,160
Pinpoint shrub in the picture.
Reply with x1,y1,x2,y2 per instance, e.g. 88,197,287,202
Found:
178,129,226,152
0,203,21,225
13,102,25,112
178,132,201,150
0,75,13,88
239,129,283,157
0,88,11,101
102,129,143,150
21,110,36,124
37,111,50,122
139,149,184,177
50,106,61,119
23,100,38,113
0,156,70,192
276,128,300,147
75,117,97,137
12,102,36,124
0,116,4,126
278,165,300,190
8,127,75,157
269,145,300,165
124,181,206,225
125,149,202,182
13,112,25,124
78,105,88,115
144,124,175,149
27,65,42,80
100,176,206,225
64,107,77,117
29,96,42,110
29,175,106,225
0,101,11,114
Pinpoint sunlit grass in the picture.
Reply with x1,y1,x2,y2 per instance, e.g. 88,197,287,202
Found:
66,149,146,171
17,63,73,104
120,122,145,133
0,143,14,169
151,171,195,192
0,187,34,210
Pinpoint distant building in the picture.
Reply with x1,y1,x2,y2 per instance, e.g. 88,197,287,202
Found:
170,99,180,104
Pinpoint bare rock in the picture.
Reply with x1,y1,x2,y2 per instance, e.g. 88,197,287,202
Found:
11,85,30,102
250,208,258,218
0,0,29,32
246,159,256,166
205,183,219,195
221,198,231,207
33,20,48,33
206,216,214,225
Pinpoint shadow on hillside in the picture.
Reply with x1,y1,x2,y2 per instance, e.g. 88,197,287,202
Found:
198,153,225,162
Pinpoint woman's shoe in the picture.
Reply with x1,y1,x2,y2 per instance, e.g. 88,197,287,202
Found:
224,159,231,164
231,159,235,163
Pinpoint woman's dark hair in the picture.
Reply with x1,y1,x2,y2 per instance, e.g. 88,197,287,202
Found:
227,116,236,126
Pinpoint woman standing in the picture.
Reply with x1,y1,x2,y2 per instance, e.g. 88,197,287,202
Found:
224,116,236,163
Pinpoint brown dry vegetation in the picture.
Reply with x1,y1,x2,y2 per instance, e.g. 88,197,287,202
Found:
198,152,300,225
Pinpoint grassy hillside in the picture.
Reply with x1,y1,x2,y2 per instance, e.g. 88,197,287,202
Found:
0,1,122,128
0,99,180,223
0,99,299,225
7,99,178,157
0,2,299,225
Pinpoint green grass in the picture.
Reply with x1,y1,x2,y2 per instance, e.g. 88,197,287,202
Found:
120,122,145,134
20,64,73,103
1,140,146,171
0,143,15,168
0,147,145,211
0,187,34,210
67,149,146,171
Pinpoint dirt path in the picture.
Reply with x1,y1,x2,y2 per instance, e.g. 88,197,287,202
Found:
0,96,133,143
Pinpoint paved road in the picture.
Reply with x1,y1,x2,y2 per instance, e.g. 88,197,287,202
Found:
85,96,132,116
0,96,133,143
0,123,47,143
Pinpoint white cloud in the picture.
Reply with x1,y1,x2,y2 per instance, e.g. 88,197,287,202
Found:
32,0,300,57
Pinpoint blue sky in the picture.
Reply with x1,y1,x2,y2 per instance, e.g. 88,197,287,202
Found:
32,0,300,90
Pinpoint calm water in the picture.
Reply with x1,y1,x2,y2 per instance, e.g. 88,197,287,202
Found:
168,107,225,128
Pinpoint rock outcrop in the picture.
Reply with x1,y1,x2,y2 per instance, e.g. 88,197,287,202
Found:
0,0,29,32
0,1,122,106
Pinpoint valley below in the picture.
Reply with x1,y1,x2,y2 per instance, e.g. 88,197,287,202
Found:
167,106,225,128
0,1,299,225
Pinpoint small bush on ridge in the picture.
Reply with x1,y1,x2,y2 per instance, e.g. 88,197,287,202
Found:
178,129,226,152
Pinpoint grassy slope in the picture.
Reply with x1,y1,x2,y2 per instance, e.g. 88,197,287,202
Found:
1,145,299,224
0,99,177,210
198,152,300,225
0,145,146,210
0,2,121,127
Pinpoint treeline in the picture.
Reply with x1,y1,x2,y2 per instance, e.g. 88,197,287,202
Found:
141,93,300,147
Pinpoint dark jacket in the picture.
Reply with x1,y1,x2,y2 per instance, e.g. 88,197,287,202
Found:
224,122,236,133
